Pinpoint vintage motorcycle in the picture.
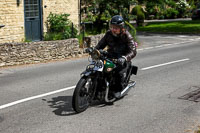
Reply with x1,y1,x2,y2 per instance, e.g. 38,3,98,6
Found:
72,47,138,113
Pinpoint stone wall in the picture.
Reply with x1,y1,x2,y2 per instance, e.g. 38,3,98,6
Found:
0,34,104,67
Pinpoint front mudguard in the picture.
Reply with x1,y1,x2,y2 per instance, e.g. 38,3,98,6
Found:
81,70,92,77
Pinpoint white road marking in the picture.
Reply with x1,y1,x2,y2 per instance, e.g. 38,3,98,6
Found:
177,35,187,37
0,86,76,110
141,58,190,70
155,45,164,48
163,44,173,47
138,38,200,51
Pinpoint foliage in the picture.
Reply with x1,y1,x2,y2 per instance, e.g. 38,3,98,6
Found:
143,0,193,19
131,5,145,26
145,2,158,17
131,5,141,15
176,0,191,18
83,12,97,22
80,0,198,34
145,1,165,19
166,0,177,8
188,0,196,9
124,21,137,41
77,32,89,48
137,12,145,25
44,32,63,41
81,0,138,32
44,13,78,41
46,13,70,33
100,10,112,21
164,8,179,19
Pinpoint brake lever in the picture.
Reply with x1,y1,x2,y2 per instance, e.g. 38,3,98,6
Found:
99,49,108,55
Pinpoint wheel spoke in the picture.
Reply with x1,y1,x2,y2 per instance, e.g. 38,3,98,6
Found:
78,85,90,108
72,77,94,113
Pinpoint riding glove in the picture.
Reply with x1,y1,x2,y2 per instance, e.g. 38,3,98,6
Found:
117,57,126,66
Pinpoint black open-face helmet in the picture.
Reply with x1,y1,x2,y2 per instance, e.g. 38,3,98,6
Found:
110,15,124,28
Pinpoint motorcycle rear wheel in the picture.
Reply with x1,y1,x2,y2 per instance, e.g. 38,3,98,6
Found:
72,77,93,113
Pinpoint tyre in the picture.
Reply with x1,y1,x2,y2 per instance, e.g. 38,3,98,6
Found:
72,77,93,113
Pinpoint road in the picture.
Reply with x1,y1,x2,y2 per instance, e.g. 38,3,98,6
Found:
0,34,200,133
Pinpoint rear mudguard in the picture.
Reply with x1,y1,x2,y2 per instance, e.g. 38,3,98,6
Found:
131,65,138,75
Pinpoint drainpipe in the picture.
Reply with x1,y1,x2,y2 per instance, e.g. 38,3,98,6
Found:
79,0,81,29
17,0,20,6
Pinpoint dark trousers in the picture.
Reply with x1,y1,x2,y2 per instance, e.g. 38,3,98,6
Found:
114,61,131,92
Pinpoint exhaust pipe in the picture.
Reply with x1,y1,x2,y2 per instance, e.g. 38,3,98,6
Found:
105,81,136,101
120,81,136,97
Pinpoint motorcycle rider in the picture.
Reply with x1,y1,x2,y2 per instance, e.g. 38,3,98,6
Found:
95,15,137,97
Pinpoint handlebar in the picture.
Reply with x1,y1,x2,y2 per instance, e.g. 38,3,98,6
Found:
85,47,120,64
85,48,107,55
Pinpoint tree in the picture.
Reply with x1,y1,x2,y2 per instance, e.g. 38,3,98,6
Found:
81,0,138,32
80,0,197,33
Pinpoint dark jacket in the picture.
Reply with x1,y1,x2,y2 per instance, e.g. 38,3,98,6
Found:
95,30,137,61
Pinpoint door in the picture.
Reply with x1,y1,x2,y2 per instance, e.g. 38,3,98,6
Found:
24,0,42,41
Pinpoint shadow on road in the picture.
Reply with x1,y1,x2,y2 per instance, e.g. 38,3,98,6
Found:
45,95,115,116
0,116,3,123
44,96,76,116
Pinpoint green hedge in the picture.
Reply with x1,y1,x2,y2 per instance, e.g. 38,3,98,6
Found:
44,13,78,41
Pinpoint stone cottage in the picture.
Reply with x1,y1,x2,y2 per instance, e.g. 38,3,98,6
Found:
0,0,80,43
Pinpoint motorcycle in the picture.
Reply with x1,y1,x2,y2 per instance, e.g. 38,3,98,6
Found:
72,47,138,113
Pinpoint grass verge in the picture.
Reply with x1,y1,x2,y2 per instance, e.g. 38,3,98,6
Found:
136,20,200,34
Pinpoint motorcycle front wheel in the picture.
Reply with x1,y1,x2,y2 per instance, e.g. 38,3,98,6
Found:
72,77,93,113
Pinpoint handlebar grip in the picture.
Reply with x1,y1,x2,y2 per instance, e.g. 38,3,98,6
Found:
85,48,93,53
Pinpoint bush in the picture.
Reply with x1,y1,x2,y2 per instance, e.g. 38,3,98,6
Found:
128,14,137,20
44,13,78,41
82,12,97,22
131,5,141,15
44,32,63,41
137,12,145,26
131,5,145,26
164,8,179,19
77,33,86,48
176,0,191,18
145,2,158,18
